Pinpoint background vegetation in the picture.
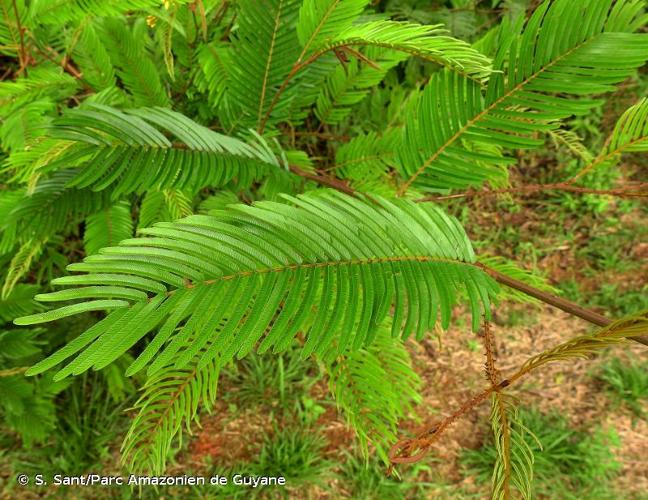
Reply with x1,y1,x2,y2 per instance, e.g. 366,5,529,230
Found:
0,0,646,498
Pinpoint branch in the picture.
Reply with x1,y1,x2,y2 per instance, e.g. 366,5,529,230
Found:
482,320,512,499
389,312,647,465
389,381,500,464
477,263,648,346
33,45,86,82
289,165,357,196
12,0,27,74
417,182,648,203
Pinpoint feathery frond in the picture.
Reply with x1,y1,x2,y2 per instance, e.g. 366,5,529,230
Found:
0,99,55,152
72,23,117,91
2,238,45,299
1,171,113,247
0,66,78,113
325,328,421,464
570,98,648,181
548,129,593,163
0,0,25,58
296,0,371,54
316,20,493,80
335,129,401,193
315,49,407,125
396,0,648,193
228,0,302,129
605,98,648,155
121,338,219,474
0,285,44,323
490,393,536,499
99,17,170,107
17,192,497,381
195,43,232,112
39,104,278,198
138,189,194,229
520,311,648,373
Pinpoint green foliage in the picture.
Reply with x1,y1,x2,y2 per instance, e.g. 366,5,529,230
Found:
224,345,321,412
0,0,646,491
84,202,134,256
325,327,421,464
121,335,219,475
17,192,497,382
488,394,537,499
39,105,278,197
478,255,558,305
396,0,648,193
253,427,335,487
597,357,648,417
338,452,438,499
463,409,622,499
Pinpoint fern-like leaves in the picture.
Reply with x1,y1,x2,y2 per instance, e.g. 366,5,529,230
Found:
396,0,648,193
575,97,648,179
84,202,134,256
121,339,219,474
520,311,648,373
16,192,497,382
325,328,421,464
38,104,278,198
490,394,536,499
228,0,302,129
1,171,113,248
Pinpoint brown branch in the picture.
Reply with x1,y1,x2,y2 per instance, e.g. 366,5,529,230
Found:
482,320,501,386
390,311,647,465
287,159,644,346
397,41,587,196
477,263,648,347
482,321,512,499
33,45,85,82
389,381,502,464
289,165,356,196
417,182,648,203
11,0,27,73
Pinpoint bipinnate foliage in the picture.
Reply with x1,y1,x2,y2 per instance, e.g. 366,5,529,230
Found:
16,192,497,379
395,0,648,192
121,334,219,475
41,105,278,197
325,327,422,464
489,311,648,498
0,0,646,492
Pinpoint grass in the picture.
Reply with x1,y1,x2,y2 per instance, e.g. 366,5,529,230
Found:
223,345,322,415
256,428,334,485
200,427,336,499
461,408,622,499
596,357,648,418
337,453,443,499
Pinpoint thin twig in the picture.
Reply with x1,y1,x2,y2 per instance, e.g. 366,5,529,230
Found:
289,165,356,196
477,263,648,347
11,0,27,74
417,182,648,203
